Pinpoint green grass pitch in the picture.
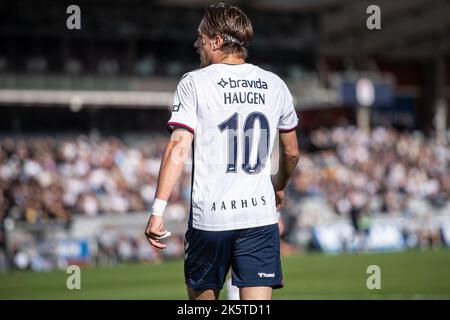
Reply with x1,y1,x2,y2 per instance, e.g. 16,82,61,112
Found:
1,249,449,299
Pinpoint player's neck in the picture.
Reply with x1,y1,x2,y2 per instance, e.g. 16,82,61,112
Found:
214,53,245,65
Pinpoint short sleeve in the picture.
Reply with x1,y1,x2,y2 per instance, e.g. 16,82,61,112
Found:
167,74,197,134
278,82,299,133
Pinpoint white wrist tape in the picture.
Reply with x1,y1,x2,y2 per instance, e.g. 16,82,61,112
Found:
151,199,167,216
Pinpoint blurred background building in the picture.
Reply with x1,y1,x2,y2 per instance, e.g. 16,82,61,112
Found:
0,0,449,271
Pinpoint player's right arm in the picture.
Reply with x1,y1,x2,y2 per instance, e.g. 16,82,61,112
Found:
273,131,300,210
144,73,197,249
145,129,193,249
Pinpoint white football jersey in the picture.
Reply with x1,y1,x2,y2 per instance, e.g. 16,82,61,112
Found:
168,63,298,231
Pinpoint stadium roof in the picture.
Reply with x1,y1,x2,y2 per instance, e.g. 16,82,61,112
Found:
158,0,450,59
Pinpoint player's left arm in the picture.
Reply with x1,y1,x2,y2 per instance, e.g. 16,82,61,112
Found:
145,129,193,249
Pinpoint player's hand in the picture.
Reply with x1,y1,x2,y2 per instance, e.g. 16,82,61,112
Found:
145,215,169,250
275,190,285,211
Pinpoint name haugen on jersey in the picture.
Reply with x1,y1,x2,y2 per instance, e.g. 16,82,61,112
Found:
218,77,267,105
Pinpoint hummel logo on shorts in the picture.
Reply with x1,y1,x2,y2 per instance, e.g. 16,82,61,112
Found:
258,272,275,278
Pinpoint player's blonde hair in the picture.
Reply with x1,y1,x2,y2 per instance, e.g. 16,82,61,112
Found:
201,3,253,59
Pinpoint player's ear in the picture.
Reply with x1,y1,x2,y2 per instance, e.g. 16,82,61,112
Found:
212,35,224,51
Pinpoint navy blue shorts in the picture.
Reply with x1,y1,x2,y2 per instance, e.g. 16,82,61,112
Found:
184,223,283,291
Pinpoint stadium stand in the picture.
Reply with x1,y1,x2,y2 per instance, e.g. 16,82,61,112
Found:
0,0,449,271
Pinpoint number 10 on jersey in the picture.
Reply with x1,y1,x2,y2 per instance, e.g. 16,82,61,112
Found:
218,112,270,175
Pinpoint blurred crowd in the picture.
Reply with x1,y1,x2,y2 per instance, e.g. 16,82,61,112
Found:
1,127,450,225
95,231,185,266
289,127,450,222
1,127,450,269
0,134,191,224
